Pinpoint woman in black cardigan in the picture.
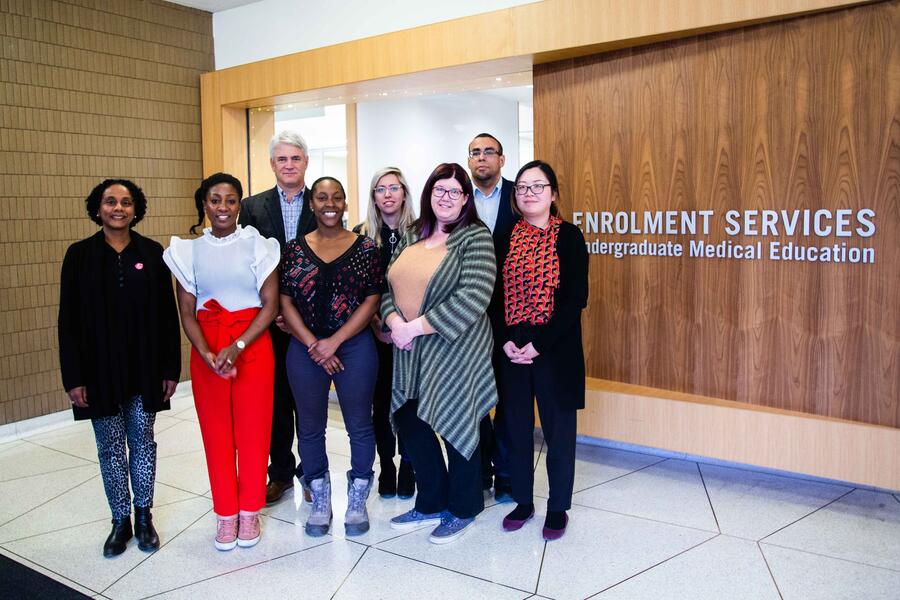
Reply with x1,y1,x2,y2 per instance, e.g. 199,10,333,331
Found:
495,160,589,541
58,179,181,557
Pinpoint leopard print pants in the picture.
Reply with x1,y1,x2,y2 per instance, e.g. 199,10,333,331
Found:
91,395,158,520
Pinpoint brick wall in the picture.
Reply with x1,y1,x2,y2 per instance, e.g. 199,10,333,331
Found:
0,0,213,424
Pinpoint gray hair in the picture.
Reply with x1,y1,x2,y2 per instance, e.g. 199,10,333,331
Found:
268,130,308,159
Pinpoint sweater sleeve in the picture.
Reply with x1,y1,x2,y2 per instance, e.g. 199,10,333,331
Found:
423,228,497,343
531,223,589,354
57,244,83,391
155,245,182,382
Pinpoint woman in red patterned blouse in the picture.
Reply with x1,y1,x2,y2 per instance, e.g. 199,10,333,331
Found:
496,160,589,541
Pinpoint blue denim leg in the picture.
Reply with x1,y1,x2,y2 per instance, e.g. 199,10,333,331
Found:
332,331,377,480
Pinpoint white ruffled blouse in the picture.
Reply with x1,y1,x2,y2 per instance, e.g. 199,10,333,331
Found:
163,225,280,312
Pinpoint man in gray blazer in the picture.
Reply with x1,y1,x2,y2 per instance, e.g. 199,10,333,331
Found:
239,130,316,504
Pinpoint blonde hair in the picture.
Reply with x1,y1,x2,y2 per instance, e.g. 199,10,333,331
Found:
359,167,416,246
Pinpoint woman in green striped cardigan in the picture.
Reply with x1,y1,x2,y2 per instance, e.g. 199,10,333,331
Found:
382,163,498,544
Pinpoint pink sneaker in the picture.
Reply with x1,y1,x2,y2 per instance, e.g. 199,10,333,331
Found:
237,513,261,548
215,516,238,551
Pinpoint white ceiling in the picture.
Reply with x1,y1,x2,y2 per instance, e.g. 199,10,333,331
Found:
165,0,260,12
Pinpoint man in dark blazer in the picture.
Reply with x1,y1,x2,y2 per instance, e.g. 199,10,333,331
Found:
468,132,517,503
239,130,316,504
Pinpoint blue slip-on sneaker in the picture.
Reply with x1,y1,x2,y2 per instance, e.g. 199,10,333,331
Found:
429,512,475,544
389,508,443,531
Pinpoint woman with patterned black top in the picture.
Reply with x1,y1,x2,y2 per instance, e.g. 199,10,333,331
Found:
353,167,417,500
496,160,589,541
280,176,382,538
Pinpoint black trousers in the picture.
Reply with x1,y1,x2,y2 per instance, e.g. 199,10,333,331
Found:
500,356,577,512
394,399,484,519
268,327,303,483
479,350,511,487
373,341,409,465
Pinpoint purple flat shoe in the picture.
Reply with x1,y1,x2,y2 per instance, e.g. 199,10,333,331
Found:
502,505,535,532
542,512,568,541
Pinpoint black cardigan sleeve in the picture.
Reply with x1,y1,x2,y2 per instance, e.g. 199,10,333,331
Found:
530,222,589,354
57,243,83,392
155,244,182,382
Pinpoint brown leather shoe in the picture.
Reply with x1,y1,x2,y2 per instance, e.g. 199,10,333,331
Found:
265,479,293,505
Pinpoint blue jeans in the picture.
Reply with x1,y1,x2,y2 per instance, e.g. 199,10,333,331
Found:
286,330,377,482
91,395,157,520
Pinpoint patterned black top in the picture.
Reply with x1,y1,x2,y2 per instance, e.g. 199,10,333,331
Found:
280,234,383,338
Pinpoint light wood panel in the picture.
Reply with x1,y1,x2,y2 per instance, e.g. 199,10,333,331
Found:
0,0,213,424
581,378,900,491
248,109,275,196
200,0,868,175
535,1,900,427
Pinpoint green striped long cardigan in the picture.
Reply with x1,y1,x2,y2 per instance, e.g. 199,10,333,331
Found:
381,223,498,460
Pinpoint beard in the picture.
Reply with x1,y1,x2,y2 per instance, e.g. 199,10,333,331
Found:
472,169,496,185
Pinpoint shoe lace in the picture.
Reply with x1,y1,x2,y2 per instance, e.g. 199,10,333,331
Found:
217,518,237,538
347,480,368,513
312,485,329,515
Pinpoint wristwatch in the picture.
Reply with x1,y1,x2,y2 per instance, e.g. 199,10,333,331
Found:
235,339,246,350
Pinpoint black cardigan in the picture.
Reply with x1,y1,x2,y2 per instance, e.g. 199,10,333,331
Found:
58,231,181,420
496,220,589,409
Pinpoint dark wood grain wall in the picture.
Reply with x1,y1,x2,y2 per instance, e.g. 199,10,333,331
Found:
0,0,212,425
534,1,900,427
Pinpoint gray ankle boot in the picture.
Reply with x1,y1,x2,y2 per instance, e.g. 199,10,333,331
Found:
344,471,373,536
304,474,332,537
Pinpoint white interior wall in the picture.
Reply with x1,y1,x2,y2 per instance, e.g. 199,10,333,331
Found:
354,92,521,225
213,0,540,69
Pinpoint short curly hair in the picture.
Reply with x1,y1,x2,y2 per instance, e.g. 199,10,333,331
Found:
85,179,147,228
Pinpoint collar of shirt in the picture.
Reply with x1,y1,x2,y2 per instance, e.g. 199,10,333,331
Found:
277,186,304,204
473,179,503,233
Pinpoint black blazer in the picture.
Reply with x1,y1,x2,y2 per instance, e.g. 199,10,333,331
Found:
496,220,589,409
239,186,314,246
58,231,181,420
486,178,516,338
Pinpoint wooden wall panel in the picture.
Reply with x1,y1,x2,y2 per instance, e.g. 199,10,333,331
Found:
0,0,213,425
535,1,899,427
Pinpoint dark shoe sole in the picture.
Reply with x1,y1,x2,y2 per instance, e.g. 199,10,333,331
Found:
305,520,332,537
137,541,159,552
345,522,370,536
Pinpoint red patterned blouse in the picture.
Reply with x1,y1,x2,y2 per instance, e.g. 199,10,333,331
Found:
503,216,562,326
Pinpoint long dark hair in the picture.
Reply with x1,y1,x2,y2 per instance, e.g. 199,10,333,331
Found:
512,160,561,218
191,173,243,234
85,179,147,228
415,163,480,238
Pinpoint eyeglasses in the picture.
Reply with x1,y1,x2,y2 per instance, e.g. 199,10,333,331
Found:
514,183,549,196
374,185,403,195
468,148,500,159
432,186,464,200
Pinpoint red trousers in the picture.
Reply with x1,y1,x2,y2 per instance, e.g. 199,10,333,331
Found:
191,300,274,515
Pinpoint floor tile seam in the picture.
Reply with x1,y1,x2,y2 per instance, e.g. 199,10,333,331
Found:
151,420,185,435
101,506,214,595
0,544,103,596
758,540,900,574
893,493,900,505
757,487,857,543
152,479,210,498
584,532,722,599
138,539,336,599
0,493,209,546
567,498,721,535
695,460,722,534
371,545,537,594
16,438,98,465
329,542,369,600
756,540,785,600
568,455,669,495
369,522,445,545
533,537,548,596
0,473,99,531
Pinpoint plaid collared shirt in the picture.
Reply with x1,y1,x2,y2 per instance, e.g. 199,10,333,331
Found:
278,186,304,242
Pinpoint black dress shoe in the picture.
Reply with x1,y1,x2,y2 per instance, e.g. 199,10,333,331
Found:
134,506,159,551
378,462,397,498
397,461,416,499
103,516,133,557
265,479,293,505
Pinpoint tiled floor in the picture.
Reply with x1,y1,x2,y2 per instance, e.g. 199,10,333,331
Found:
2,388,899,599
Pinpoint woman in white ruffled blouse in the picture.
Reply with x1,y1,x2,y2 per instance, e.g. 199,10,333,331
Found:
163,173,280,551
